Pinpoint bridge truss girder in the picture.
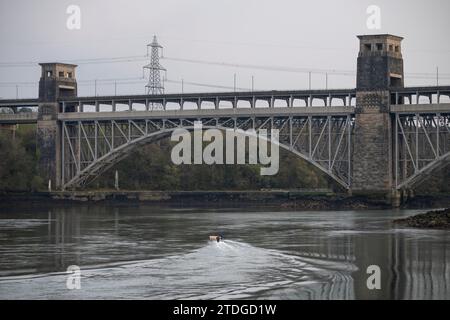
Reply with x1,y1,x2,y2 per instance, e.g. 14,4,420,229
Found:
61,115,354,190
394,112,450,189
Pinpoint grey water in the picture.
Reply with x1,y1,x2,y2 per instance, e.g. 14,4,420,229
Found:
0,205,449,299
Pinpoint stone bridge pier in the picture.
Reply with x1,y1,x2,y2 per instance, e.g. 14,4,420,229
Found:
37,63,77,190
351,35,405,204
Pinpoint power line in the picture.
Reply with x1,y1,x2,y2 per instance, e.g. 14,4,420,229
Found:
1,54,450,79
78,76,144,83
162,56,450,79
0,78,251,91
162,56,355,76
1,73,450,90
165,78,250,91
0,55,147,68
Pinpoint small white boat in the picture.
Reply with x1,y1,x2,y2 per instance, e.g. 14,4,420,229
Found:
209,235,223,242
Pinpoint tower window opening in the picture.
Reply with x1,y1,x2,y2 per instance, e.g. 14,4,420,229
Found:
389,44,393,51
395,46,400,52
67,72,73,79
58,71,64,78
376,43,383,51
364,44,372,52
390,76,402,87
47,71,52,77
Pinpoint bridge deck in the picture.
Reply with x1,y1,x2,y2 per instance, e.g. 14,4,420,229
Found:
0,112,38,124
1,104,450,124
1,86,449,107
55,85,450,104
54,103,450,121
57,106,355,121
391,103,450,114
60,88,357,103
0,98,39,107
1,85,449,124
391,85,450,95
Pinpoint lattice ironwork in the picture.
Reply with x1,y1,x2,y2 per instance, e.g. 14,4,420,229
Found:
394,112,450,189
61,115,354,190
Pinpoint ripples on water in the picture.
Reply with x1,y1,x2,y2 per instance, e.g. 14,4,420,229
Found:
0,207,449,299
0,240,357,299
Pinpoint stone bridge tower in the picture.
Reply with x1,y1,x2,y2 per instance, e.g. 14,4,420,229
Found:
37,63,77,190
352,34,404,200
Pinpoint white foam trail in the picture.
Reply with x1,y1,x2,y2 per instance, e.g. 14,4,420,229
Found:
0,239,356,300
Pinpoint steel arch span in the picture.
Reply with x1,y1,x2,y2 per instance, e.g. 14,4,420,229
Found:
394,112,450,189
61,115,354,190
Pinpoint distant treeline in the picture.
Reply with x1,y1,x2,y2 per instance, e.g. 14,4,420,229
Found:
95,140,330,191
0,125,449,194
0,125,43,192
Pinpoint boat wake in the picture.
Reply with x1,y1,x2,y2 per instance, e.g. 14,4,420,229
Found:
0,240,356,299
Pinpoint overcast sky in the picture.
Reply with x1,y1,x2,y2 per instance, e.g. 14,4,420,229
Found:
1,0,449,98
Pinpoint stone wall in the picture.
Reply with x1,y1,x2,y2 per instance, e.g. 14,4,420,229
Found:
357,56,404,89
352,91,393,193
36,103,61,190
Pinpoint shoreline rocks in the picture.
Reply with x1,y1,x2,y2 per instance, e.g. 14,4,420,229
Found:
1,192,450,211
394,208,450,229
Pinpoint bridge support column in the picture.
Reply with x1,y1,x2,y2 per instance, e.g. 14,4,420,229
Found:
351,34,405,205
36,103,62,190
391,189,402,208
352,91,393,201
35,62,78,190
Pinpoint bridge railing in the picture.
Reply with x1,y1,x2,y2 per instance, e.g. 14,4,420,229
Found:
391,86,450,105
0,112,38,124
59,89,358,113
1,86,450,116
0,98,39,108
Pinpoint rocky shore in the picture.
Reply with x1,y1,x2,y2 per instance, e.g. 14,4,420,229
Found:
394,208,450,229
1,191,450,210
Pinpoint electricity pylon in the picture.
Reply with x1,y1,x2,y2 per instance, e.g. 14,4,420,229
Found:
143,35,166,96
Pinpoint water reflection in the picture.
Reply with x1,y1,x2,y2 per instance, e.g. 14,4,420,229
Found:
0,206,448,299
